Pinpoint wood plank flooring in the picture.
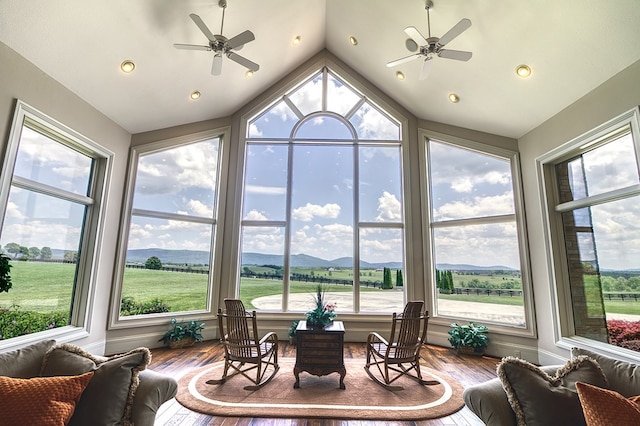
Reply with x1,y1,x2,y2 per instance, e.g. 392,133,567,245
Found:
148,341,500,426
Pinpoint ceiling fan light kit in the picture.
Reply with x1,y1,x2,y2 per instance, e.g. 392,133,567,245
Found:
387,0,472,80
173,0,259,76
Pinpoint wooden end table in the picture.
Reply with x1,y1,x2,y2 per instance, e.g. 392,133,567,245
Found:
293,320,346,389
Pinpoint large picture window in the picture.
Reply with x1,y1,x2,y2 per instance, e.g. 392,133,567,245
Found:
0,101,110,341
115,134,223,320
240,67,406,314
426,137,529,328
542,109,640,353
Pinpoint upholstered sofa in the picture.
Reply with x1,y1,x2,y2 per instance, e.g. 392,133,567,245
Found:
462,347,640,425
0,339,178,426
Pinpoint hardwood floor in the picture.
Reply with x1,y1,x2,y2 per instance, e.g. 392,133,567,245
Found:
149,341,499,425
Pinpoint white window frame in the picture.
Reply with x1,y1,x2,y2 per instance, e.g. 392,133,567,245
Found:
0,100,112,349
537,107,640,360
420,129,536,338
109,128,229,329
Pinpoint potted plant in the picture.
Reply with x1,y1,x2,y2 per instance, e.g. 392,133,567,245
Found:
159,318,205,349
288,320,299,344
448,322,489,355
0,252,12,293
305,285,337,329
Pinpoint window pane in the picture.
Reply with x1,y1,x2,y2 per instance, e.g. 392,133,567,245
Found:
239,225,285,310
132,139,219,216
557,133,638,203
14,126,92,195
326,73,361,116
243,144,288,221
360,228,405,312
359,146,402,222
294,116,354,140
121,216,210,315
248,100,297,138
430,141,515,221
288,73,322,116
0,188,86,336
350,102,400,140
433,223,525,326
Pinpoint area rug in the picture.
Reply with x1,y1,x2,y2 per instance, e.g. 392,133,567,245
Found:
175,358,465,420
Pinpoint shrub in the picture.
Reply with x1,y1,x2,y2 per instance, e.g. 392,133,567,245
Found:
120,297,170,316
0,305,68,340
607,319,640,348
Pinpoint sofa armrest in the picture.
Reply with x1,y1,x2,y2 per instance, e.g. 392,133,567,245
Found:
131,369,178,426
463,377,518,426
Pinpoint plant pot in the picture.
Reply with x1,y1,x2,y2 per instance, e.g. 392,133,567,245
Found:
456,345,484,356
169,337,196,349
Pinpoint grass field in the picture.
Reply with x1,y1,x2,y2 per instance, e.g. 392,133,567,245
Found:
2,261,639,316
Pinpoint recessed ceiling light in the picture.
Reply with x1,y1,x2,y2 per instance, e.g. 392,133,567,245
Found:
395,71,405,80
516,65,532,78
448,93,460,103
245,70,254,78
349,36,358,46
292,36,301,46
120,60,135,73
190,91,201,100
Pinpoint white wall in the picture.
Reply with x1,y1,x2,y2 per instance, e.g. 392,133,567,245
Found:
0,41,131,354
519,58,640,364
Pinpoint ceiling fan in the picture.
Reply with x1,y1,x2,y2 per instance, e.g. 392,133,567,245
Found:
387,0,472,80
173,0,259,76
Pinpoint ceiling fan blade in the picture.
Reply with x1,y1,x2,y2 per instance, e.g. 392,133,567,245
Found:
226,30,255,50
173,43,210,51
227,51,260,72
404,26,428,47
189,13,216,42
439,49,472,61
419,58,433,80
386,53,421,68
211,54,223,75
437,18,471,47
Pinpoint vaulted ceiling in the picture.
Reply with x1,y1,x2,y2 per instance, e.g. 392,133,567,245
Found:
1,0,639,138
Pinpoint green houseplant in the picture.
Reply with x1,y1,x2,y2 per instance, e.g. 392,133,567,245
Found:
159,318,205,349
288,320,299,344
448,322,489,355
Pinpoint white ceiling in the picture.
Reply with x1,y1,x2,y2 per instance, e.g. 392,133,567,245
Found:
1,0,640,138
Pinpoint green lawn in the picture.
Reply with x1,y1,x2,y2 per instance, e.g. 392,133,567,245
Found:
2,261,640,316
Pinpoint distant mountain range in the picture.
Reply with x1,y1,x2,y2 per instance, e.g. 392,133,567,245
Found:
125,248,517,271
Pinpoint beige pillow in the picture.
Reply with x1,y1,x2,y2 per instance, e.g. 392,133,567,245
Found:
571,347,640,397
0,339,56,378
496,355,608,426
40,344,151,426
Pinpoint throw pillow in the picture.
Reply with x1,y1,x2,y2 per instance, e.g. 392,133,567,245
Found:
571,347,640,398
0,339,56,378
496,355,608,426
40,344,151,426
0,372,94,426
576,381,640,426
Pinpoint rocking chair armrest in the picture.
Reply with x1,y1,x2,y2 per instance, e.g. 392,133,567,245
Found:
367,331,389,346
259,331,279,344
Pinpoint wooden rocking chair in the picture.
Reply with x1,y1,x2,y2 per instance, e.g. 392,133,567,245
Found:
206,298,279,390
364,300,440,390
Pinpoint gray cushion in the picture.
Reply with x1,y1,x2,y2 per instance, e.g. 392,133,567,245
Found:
40,343,151,426
0,339,56,378
496,356,608,426
571,347,640,398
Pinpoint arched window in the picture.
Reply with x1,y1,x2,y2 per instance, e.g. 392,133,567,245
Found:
240,67,405,314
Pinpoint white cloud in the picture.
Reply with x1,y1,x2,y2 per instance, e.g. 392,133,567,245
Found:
292,203,341,221
434,192,514,220
354,103,398,140
245,185,286,195
376,191,402,221
244,209,269,220
187,199,213,217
